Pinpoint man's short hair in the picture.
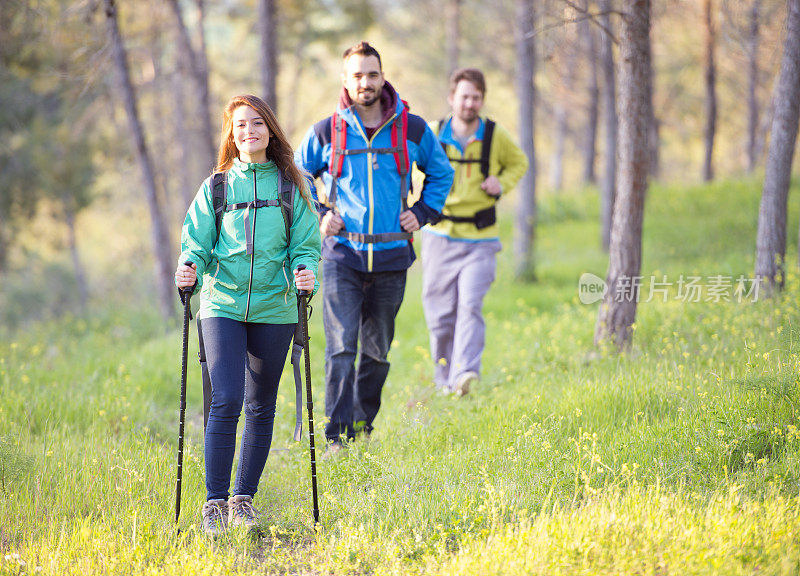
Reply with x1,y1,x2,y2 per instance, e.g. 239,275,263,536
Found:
449,68,486,97
343,41,382,70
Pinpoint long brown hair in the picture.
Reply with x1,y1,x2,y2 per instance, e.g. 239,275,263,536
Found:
216,94,312,205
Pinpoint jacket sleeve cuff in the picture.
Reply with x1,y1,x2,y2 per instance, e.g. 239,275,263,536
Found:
410,202,440,227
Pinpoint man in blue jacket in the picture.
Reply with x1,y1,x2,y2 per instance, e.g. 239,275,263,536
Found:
297,41,454,450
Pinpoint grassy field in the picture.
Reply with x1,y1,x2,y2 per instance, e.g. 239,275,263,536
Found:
2,177,800,575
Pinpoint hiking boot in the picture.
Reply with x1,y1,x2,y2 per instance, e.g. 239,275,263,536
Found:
228,495,259,530
322,440,344,460
201,499,228,536
453,371,478,397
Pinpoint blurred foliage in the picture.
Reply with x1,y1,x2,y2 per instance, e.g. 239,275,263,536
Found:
0,0,796,330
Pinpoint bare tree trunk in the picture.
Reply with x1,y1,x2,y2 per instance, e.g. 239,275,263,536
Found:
702,0,717,181
551,33,576,192
747,0,761,173
104,0,175,320
595,0,651,350
581,0,599,185
0,206,7,273
260,0,278,111
551,106,567,191
514,0,537,280
166,0,216,173
445,0,461,75
599,0,617,251
647,20,660,180
173,57,196,210
755,0,800,291
63,196,88,311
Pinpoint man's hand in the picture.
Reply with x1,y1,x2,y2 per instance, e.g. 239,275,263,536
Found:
320,211,345,236
399,209,420,232
481,176,503,197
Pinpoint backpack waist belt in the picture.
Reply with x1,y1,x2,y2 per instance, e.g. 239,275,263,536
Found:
438,205,497,230
335,230,413,244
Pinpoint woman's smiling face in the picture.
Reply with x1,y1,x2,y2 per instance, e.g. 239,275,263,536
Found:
232,105,269,163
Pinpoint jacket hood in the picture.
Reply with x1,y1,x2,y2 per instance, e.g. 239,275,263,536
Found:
337,81,401,127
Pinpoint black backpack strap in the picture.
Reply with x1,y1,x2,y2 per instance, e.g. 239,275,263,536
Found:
480,119,495,179
211,171,227,241
279,169,294,244
437,119,446,154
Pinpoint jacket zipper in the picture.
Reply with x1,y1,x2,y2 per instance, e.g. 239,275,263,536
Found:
355,113,397,272
244,169,257,320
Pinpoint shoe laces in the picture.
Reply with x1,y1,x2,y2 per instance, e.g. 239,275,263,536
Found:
205,501,227,530
232,497,257,522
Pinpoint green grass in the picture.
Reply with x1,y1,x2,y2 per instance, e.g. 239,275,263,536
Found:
2,176,800,574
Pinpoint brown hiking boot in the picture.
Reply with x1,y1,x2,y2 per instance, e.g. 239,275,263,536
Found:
201,499,228,536
228,495,259,530
453,371,478,397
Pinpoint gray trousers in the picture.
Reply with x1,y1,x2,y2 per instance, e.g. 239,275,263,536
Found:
421,231,501,389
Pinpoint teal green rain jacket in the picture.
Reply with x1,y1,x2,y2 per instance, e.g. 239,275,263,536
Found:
178,158,322,324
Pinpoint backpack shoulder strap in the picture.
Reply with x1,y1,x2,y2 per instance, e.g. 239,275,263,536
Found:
391,102,411,209
211,171,227,241
480,119,496,179
329,110,347,179
278,169,294,245
437,118,447,153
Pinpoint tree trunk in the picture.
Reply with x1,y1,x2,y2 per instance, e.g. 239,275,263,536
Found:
755,0,800,291
514,0,537,280
0,203,8,272
647,20,660,180
63,195,88,311
445,0,461,75
259,0,278,111
599,0,617,251
104,0,175,320
551,31,576,192
551,105,567,191
166,0,216,173
581,0,599,185
173,56,196,210
595,0,651,350
747,0,761,173
702,0,717,181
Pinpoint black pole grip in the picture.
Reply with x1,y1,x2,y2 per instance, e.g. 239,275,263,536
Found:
296,263,310,296
181,260,195,296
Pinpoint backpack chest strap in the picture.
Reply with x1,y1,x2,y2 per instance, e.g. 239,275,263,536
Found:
341,145,404,156
225,199,282,255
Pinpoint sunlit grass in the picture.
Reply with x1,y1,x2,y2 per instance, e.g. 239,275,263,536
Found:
1,176,800,574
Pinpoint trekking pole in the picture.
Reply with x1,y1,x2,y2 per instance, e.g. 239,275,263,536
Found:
175,261,193,527
296,264,320,525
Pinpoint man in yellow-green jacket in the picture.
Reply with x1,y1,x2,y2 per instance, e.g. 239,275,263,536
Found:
422,68,529,397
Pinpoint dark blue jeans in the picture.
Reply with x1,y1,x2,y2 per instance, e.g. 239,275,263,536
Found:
201,316,294,501
322,260,407,441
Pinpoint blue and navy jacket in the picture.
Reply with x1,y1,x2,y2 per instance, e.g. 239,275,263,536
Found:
296,84,454,272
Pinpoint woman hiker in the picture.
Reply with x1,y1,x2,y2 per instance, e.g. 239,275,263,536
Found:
175,94,322,535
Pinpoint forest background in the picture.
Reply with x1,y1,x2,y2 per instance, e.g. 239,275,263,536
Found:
1,0,797,328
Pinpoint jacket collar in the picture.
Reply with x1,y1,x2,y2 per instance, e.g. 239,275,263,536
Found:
337,81,401,129
439,116,486,154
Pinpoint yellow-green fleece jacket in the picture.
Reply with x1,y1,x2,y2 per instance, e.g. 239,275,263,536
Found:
427,116,529,241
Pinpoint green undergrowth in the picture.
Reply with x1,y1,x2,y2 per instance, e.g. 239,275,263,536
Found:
1,176,800,574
